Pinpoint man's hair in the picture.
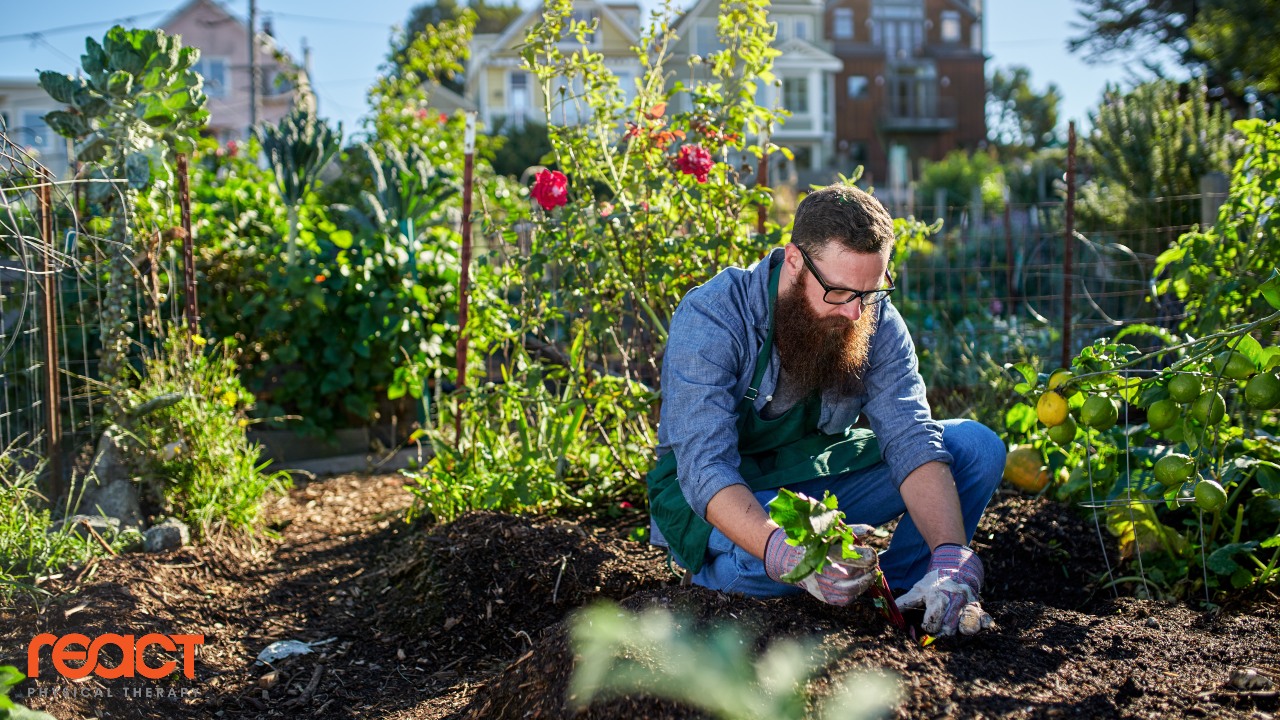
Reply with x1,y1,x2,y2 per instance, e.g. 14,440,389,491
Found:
790,184,895,256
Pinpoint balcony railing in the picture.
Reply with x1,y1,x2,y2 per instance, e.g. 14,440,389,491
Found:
879,92,956,132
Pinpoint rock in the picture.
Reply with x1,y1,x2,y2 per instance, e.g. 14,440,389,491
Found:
143,517,190,552
49,514,119,540
80,427,144,532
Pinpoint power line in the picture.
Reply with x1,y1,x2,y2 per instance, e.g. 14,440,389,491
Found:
0,10,168,43
268,11,390,29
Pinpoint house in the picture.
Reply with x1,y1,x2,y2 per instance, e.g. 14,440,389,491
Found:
465,2,644,132
158,0,313,144
0,78,72,178
826,0,987,205
669,0,844,187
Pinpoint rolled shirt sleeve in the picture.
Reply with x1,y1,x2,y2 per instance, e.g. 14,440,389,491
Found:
860,299,953,486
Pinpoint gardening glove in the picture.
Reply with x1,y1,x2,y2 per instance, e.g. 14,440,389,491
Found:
895,543,993,636
764,526,878,606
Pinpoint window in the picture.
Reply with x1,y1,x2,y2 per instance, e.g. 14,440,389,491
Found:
694,18,723,55
793,17,810,41
193,57,228,98
847,75,869,99
833,8,854,39
21,111,50,151
508,71,530,128
782,77,808,114
941,11,961,43
871,0,924,56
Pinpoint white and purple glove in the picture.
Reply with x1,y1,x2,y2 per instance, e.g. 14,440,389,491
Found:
763,527,878,606
895,544,993,636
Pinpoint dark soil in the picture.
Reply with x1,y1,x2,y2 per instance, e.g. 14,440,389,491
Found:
0,475,1276,720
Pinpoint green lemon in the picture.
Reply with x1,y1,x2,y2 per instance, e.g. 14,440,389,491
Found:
1154,453,1195,487
1146,398,1180,431
1245,371,1280,410
1080,396,1119,430
1193,479,1228,511
1214,350,1256,381
1047,415,1078,445
1190,391,1227,425
1168,374,1202,404
1036,391,1069,427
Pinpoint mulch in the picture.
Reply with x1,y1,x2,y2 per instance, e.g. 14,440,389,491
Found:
0,474,1276,719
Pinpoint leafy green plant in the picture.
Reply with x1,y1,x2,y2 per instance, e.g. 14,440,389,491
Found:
121,326,291,538
38,25,208,394
767,489,867,583
0,665,55,720
0,445,134,602
258,104,342,264
569,601,901,720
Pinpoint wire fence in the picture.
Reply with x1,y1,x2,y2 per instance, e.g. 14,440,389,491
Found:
0,127,187,504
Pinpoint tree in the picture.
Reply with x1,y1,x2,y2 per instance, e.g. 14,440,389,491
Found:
987,65,1062,157
1069,0,1280,116
395,0,523,93
1077,79,1238,248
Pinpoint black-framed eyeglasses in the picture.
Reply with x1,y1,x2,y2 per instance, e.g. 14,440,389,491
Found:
795,244,896,306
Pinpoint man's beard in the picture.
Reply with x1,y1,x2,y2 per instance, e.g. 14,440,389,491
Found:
774,270,878,398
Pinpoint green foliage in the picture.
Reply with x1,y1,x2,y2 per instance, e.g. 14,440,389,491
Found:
0,665,56,720
569,602,901,720
195,140,460,436
395,0,523,92
38,25,208,397
258,105,342,264
768,489,873,583
917,149,1006,214
122,327,292,538
0,447,134,603
987,65,1062,156
1155,119,1280,338
1078,79,1238,248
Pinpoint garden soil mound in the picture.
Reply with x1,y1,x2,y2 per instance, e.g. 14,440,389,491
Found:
0,473,1276,720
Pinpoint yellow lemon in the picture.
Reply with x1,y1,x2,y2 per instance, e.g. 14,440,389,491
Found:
1037,391,1069,427
1048,369,1073,391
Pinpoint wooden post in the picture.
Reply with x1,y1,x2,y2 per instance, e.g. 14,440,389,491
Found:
756,128,770,236
177,153,198,337
454,113,476,445
38,183,64,502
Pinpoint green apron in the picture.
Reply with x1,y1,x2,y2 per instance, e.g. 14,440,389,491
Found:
647,260,881,572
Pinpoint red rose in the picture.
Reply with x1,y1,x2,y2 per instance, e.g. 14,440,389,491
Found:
675,144,714,183
531,169,569,210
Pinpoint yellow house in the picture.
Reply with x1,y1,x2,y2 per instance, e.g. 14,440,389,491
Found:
466,1,644,131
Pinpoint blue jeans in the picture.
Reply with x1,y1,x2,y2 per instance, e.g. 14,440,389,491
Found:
689,419,1005,596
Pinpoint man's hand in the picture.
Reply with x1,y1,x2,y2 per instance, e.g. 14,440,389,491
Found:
895,544,993,636
763,527,878,606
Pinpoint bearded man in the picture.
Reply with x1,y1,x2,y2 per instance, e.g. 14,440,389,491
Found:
645,184,1004,636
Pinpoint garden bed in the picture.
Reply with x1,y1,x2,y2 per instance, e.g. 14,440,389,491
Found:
0,472,1276,719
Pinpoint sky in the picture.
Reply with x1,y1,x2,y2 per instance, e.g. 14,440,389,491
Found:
0,0,1171,139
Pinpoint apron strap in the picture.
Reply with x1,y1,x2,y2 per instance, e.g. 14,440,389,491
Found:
745,259,783,402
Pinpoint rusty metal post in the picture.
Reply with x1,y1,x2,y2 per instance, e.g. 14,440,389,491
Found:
1062,121,1076,369
177,153,198,336
38,183,64,501
454,113,476,446
756,128,770,236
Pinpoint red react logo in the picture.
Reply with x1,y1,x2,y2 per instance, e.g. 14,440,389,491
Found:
27,633,204,680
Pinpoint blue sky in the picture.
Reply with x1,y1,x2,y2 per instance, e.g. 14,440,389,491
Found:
0,0,1169,139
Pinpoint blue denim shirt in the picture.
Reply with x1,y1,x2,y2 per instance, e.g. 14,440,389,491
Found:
650,247,953,547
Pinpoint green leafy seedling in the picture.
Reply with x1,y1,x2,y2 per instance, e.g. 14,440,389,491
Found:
768,488,866,583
